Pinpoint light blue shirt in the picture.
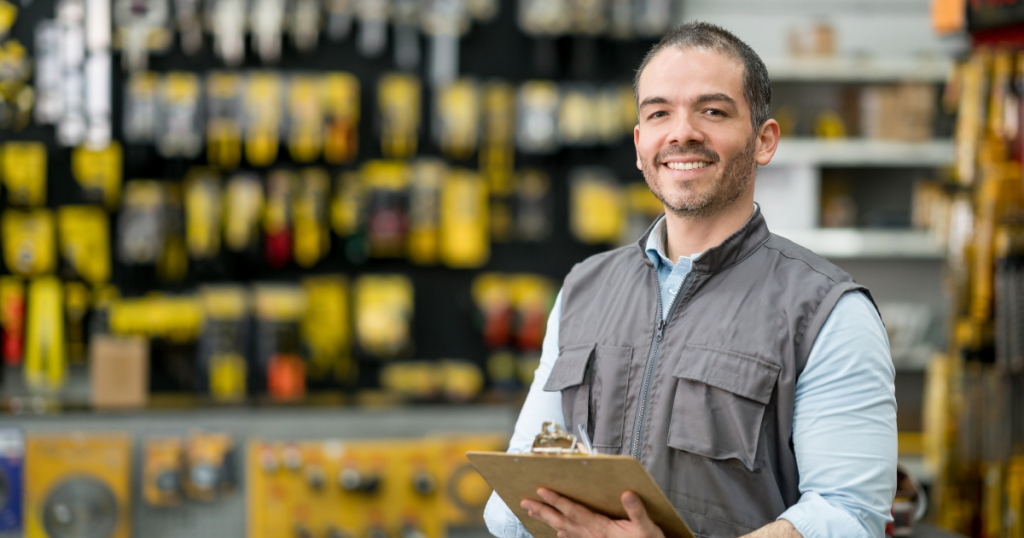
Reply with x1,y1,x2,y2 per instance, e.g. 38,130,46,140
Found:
484,216,897,538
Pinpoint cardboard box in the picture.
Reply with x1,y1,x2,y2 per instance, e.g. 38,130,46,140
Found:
90,335,149,409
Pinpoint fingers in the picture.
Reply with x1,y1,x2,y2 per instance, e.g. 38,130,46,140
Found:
522,498,570,530
621,491,659,536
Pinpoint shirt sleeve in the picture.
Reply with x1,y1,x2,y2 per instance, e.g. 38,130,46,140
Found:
777,291,898,538
484,290,565,538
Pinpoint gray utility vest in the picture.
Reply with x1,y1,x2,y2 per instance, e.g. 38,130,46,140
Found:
543,206,877,537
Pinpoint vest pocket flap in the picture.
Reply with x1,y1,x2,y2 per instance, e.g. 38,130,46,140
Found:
543,343,595,391
672,345,781,405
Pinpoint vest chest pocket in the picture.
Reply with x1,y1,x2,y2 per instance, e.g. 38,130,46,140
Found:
542,343,632,450
668,345,780,472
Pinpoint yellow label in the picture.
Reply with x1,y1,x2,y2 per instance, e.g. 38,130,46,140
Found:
264,170,297,235
207,72,244,170
1,142,46,206
57,206,111,284
440,169,489,268
201,285,249,320
210,353,248,401
23,276,66,392
558,88,596,145
72,142,123,210
2,209,56,277
253,285,307,321
378,73,421,159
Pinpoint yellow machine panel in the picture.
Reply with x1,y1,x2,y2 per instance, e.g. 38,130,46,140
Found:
248,439,445,538
437,434,506,526
25,433,132,538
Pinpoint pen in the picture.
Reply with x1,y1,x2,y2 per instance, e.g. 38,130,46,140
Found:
577,424,597,455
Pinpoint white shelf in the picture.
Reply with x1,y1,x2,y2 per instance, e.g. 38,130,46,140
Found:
768,138,954,167
773,228,946,259
765,56,952,83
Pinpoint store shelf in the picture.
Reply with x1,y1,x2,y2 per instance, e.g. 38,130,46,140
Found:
765,56,952,82
768,138,954,167
774,228,946,259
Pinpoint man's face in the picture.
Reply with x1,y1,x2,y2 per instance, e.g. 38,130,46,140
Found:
633,47,769,219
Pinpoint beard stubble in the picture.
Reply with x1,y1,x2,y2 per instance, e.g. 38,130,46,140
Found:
640,135,757,220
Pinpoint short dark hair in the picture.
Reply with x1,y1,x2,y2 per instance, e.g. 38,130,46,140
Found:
633,21,772,131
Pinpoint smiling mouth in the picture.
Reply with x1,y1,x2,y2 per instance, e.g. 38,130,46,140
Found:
664,161,712,171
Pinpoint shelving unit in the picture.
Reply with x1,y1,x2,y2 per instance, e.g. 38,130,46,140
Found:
773,228,946,259
769,138,955,167
765,56,952,83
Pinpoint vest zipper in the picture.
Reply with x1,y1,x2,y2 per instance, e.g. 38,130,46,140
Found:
629,270,696,460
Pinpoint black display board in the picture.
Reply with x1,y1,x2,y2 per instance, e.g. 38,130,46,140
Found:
0,0,660,393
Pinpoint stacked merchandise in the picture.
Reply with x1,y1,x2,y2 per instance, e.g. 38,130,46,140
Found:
928,48,1024,537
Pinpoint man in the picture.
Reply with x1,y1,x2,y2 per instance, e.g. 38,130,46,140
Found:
483,22,897,538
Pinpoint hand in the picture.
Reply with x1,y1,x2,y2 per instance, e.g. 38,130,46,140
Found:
521,488,667,538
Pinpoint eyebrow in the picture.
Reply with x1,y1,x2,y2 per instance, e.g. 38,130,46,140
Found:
638,93,739,110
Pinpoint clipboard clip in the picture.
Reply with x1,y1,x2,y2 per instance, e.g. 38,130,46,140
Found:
530,422,587,456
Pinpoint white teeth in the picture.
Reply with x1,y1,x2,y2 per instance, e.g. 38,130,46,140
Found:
665,161,710,171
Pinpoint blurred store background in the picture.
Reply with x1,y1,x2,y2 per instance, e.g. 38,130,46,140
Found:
0,0,1014,535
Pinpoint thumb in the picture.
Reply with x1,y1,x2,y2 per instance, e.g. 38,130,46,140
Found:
621,491,655,529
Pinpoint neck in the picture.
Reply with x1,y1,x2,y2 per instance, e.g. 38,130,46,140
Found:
663,193,755,262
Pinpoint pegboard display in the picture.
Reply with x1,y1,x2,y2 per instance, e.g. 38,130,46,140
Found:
0,0,671,403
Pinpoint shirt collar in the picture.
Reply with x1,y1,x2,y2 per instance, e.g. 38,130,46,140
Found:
643,215,704,268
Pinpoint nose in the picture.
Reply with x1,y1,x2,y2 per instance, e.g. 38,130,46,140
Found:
666,112,705,147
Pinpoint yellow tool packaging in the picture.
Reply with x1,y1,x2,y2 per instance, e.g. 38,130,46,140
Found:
223,173,265,255
408,159,445,265
440,168,489,268
569,167,624,244
354,274,414,360
1,141,47,207
25,433,132,538
322,72,360,165
57,206,111,285
363,160,410,259
183,431,237,502
143,437,185,506
118,181,165,265
302,275,353,385
72,142,123,210
253,284,308,401
206,72,244,170
293,168,331,268
199,285,250,402
2,210,56,277
436,78,480,160
264,169,297,268
184,169,222,261
244,72,283,167
287,75,325,163
331,171,369,264
378,73,421,159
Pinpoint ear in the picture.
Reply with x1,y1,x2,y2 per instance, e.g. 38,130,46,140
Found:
634,124,643,170
754,119,780,166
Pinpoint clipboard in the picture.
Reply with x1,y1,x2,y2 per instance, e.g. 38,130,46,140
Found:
467,423,694,538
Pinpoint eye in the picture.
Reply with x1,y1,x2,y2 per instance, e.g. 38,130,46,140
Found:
647,110,667,120
705,108,725,117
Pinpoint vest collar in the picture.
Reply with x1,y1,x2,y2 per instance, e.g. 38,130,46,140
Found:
636,204,770,274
